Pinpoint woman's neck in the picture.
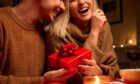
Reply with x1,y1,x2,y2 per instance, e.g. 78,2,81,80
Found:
75,20,88,28
72,20,91,33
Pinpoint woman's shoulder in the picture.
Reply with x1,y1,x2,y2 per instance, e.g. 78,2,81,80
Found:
67,22,82,33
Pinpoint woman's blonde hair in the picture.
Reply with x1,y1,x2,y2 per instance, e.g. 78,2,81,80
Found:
45,0,99,37
44,0,69,37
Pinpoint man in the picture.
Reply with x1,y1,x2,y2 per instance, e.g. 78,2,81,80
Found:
0,0,75,84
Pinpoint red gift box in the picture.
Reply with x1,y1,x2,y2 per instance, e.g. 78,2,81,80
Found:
48,43,92,72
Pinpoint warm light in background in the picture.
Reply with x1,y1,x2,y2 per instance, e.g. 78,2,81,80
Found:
126,36,137,46
112,36,137,48
113,45,116,48
128,39,133,44
120,45,124,48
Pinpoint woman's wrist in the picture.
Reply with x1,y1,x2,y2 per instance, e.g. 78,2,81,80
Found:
96,65,103,75
87,32,99,46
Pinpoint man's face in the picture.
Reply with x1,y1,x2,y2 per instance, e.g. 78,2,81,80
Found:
40,0,65,23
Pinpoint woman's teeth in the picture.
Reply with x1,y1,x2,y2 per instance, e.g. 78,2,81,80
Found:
79,7,88,14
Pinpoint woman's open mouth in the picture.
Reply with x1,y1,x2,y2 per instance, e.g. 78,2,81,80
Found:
78,7,89,15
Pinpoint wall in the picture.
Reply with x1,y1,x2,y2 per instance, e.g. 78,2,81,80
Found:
0,0,13,6
111,0,137,47
110,0,139,68
136,0,140,50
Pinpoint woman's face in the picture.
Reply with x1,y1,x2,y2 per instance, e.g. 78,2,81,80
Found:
40,0,65,22
69,0,94,24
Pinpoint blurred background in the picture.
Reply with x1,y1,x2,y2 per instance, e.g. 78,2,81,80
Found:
0,0,140,69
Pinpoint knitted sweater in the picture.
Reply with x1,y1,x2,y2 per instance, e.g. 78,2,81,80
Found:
0,7,46,84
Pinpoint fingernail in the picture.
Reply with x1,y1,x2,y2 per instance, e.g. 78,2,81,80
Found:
61,69,67,73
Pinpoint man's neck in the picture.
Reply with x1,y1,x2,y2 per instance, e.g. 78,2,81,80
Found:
11,3,41,25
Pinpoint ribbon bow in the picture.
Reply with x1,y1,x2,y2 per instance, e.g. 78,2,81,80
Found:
58,43,80,57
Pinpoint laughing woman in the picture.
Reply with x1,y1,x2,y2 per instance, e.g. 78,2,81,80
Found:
46,0,119,84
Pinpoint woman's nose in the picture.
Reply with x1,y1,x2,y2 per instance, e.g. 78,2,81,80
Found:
78,0,86,5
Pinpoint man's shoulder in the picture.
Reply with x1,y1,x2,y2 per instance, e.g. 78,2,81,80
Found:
0,6,9,12
0,6,11,17
0,7,12,24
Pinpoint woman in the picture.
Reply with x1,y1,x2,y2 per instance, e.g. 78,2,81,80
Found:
46,0,119,83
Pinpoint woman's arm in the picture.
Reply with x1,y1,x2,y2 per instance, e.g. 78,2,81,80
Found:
83,23,119,77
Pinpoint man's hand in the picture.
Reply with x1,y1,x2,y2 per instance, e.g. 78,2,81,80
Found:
42,69,76,83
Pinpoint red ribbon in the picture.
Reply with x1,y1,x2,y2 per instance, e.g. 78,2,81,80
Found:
58,43,80,58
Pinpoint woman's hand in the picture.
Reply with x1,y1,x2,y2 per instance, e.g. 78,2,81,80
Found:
91,9,107,33
42,69,76,84
78,59,103,76
87,9,107,46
